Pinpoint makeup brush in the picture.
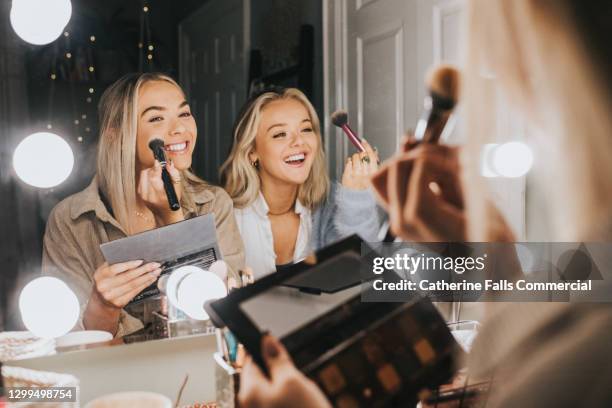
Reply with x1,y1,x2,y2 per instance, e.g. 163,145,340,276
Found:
414,64,461,143
331,110,366,152
375,64,461,243
148,138,181,211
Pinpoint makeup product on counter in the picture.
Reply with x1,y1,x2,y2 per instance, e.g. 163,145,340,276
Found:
148,138,181,211
331,110,366,152
206,235,463,406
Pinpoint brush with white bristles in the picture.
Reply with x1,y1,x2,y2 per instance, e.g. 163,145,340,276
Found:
330,109,366,152
414,64,461,143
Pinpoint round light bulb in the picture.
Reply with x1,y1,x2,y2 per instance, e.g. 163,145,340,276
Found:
13,132,74,188
177,270,227,320
10,0,72,45
492,141,533,178
166,266,195,309
19,277,79,339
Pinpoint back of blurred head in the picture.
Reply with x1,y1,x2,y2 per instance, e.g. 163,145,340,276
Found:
464,0,612,241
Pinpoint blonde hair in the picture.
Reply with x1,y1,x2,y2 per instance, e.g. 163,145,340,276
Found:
96,72,205,235
464,0,612,241
220,88,330,209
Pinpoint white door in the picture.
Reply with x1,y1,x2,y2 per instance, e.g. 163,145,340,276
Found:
324,0,467,178
324,0,416,179
179,0,250,184
324,0,526,238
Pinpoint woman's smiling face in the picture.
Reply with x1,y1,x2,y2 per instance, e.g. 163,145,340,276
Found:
250,98,319,187
135,80,197,171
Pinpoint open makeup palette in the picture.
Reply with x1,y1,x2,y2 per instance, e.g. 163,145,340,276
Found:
206,235,463,407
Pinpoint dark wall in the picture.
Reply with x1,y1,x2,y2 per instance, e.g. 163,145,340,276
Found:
250,0,323,116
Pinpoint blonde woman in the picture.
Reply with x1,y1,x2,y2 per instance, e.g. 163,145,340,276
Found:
237,0,612,407
220,87,381,279
42,73,245,337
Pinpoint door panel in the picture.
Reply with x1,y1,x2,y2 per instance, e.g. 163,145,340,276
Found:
179,0,248,184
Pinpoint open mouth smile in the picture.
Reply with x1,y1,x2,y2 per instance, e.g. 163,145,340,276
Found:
164,141,190,154
283,152,307,166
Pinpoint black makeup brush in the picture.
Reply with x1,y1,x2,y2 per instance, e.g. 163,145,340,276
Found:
331,110,366,152
414,64,461,143
148,138,181,211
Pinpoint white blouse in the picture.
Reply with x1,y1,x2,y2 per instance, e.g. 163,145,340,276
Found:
234,193,312,280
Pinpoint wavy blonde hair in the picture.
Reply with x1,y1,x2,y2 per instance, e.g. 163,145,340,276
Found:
220,88,330,209
464,0,612,241
96,72,205,235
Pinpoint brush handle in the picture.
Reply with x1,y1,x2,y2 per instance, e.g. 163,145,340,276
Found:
341,124,366,152
161,167,181,211
150,143,181,212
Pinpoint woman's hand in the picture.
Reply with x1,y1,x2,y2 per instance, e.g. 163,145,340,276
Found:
341,139,379,190
372,139,466,242
239,335,331,408
92,260,161,308
137,160,184,225
84,260,161,334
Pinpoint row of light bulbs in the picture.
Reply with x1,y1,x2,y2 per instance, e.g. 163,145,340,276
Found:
20,264,227,339
9,0,158,188
12,131,534,190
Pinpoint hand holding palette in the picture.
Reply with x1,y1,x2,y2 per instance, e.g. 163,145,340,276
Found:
206,235,464,406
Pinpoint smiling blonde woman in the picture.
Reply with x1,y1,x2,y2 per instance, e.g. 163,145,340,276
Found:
220,87,381,279
42,73,245,337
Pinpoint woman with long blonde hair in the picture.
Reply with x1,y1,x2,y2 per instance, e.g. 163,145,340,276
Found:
220,87,381,279
42,73,245,337
237,0,612,406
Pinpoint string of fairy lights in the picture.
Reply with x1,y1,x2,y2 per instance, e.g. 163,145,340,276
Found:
45,2,155,146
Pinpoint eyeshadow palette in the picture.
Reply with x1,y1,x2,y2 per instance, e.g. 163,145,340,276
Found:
206,235,463,404
294,296,462,407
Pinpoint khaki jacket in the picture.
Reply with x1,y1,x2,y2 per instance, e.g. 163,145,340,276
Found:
41,178,245,337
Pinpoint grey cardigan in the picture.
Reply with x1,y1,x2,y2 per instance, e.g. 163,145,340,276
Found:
311,182,381,251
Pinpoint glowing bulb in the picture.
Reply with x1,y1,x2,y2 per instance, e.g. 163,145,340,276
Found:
492,141,533,178
481,142,533,178
13,132,74,188
90,35,95,42
166,266,194,310
177,270,226,320
167,265,227,320
10,0,72,45
19,277,79,339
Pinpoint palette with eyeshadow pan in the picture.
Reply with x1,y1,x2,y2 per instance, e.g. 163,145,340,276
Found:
206,235,463,405
293,296,463,407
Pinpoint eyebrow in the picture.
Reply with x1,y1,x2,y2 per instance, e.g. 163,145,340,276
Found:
141,100,189,118
266,118,311,132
